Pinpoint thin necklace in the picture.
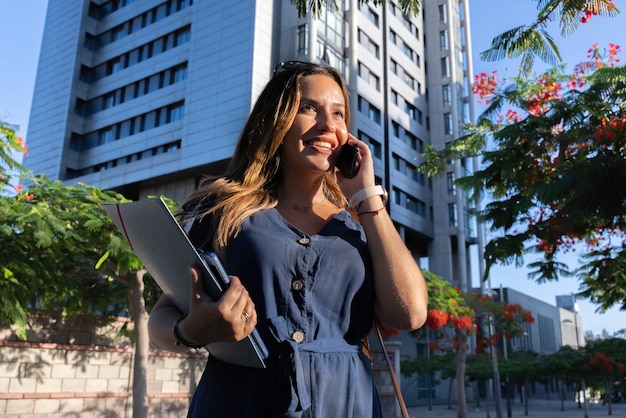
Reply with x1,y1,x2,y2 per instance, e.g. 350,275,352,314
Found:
279,196,329,212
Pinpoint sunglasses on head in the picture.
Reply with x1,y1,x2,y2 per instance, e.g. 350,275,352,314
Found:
272,60,319,76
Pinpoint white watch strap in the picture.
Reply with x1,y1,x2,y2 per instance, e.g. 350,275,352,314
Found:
350,185,388,210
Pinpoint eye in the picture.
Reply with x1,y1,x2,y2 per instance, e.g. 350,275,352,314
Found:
334,110,345,119
300,103,317,112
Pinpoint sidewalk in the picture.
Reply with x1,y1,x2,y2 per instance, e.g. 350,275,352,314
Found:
406,399,626,417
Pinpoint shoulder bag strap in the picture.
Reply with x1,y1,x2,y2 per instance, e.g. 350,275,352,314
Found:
375,322,410,418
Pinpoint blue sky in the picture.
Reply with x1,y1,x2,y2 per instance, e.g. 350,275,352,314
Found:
1,1,624,336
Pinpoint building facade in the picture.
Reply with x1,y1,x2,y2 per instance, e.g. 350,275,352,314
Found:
556,294,585,349
26,0,480,293
497,287,574,356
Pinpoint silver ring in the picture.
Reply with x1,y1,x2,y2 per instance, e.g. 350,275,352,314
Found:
242,311,250,323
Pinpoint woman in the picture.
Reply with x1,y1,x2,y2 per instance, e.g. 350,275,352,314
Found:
148,61,428,417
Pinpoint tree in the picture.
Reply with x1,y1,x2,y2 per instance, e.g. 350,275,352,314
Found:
401,271,533,418
404,270,475,417
1,123,166,418
0,120,27,186
420,41,626,311
585,337,626,410
480,0,619,78
1,120,32,333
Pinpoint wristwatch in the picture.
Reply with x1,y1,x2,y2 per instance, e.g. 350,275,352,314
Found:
350,185,388,211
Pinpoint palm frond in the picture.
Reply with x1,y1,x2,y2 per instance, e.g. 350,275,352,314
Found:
293,0,422,18
481,26,561,78
396,0,421,16
481,26,527,62
290,0,337,18
556,0,584,36
527,258,572,283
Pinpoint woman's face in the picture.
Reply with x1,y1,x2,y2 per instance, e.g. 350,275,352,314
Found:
280,74,349,178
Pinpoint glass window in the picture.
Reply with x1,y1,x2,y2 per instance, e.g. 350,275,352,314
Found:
402,41,415,62
441,56,450,77
358,96,381,124
390,59,398,75
297,24,308,55
442,84,451,106
390,90,398,105
438,4,447,23
318,2,344,47
167,102,184,123
440,30,449,51
402,69,416,90
174,27,191,46
111,25,126,42
358,30,379,58
444,113,453,134
448,203,458,227
365,7,379,26
172,64,188,83
358,130,381,159
447,172,456,194
358,62,380,91
98,127,114,145
405,101,422,124
102,93,115,109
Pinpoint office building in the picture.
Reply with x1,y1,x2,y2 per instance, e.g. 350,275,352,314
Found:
26,0,479,290
556,293,585,349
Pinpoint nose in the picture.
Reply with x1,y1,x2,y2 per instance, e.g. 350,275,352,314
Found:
317,109,336,133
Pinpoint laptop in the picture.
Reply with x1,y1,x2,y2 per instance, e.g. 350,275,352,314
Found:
102,198,269,368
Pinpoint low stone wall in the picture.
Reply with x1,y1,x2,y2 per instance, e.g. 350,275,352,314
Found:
0,314,206,417
0,314,401,417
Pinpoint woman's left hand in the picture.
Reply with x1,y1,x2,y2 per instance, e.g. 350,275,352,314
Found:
335,133,376,199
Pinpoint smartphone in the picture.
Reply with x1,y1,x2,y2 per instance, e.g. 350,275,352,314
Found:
335,144,360,179
197,250,231,299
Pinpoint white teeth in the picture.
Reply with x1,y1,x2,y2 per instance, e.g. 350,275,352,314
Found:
308,140,332,149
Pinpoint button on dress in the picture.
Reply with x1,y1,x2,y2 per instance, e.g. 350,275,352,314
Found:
186,208,382,418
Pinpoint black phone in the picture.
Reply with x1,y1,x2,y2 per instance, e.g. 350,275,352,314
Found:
197,250,231,298
335,144,360,179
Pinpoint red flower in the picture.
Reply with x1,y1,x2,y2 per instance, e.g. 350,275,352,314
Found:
451,315,473,330
580,1,616,23
472,72,498,104
16,137,29,156
426,309,448,329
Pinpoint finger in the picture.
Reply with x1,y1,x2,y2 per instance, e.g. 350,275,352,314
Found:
348,134,370,158
218,276,252,324
242,301,257,326
219,275,245,307
346,133,361,148
246,307,258,328
230,285,250,318
188,266,206,303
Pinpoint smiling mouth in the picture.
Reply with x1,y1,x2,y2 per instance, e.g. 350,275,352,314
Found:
304,140,333,150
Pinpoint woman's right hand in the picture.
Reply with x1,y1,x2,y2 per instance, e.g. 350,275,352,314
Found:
148,266,257,352
178,266,258,346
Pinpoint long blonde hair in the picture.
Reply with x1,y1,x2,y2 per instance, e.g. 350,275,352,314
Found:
182,62,351,256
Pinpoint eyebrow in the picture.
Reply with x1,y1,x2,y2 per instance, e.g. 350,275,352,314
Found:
300,98,346,109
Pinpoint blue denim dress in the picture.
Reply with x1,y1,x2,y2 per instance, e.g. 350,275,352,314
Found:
186,208,382,418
